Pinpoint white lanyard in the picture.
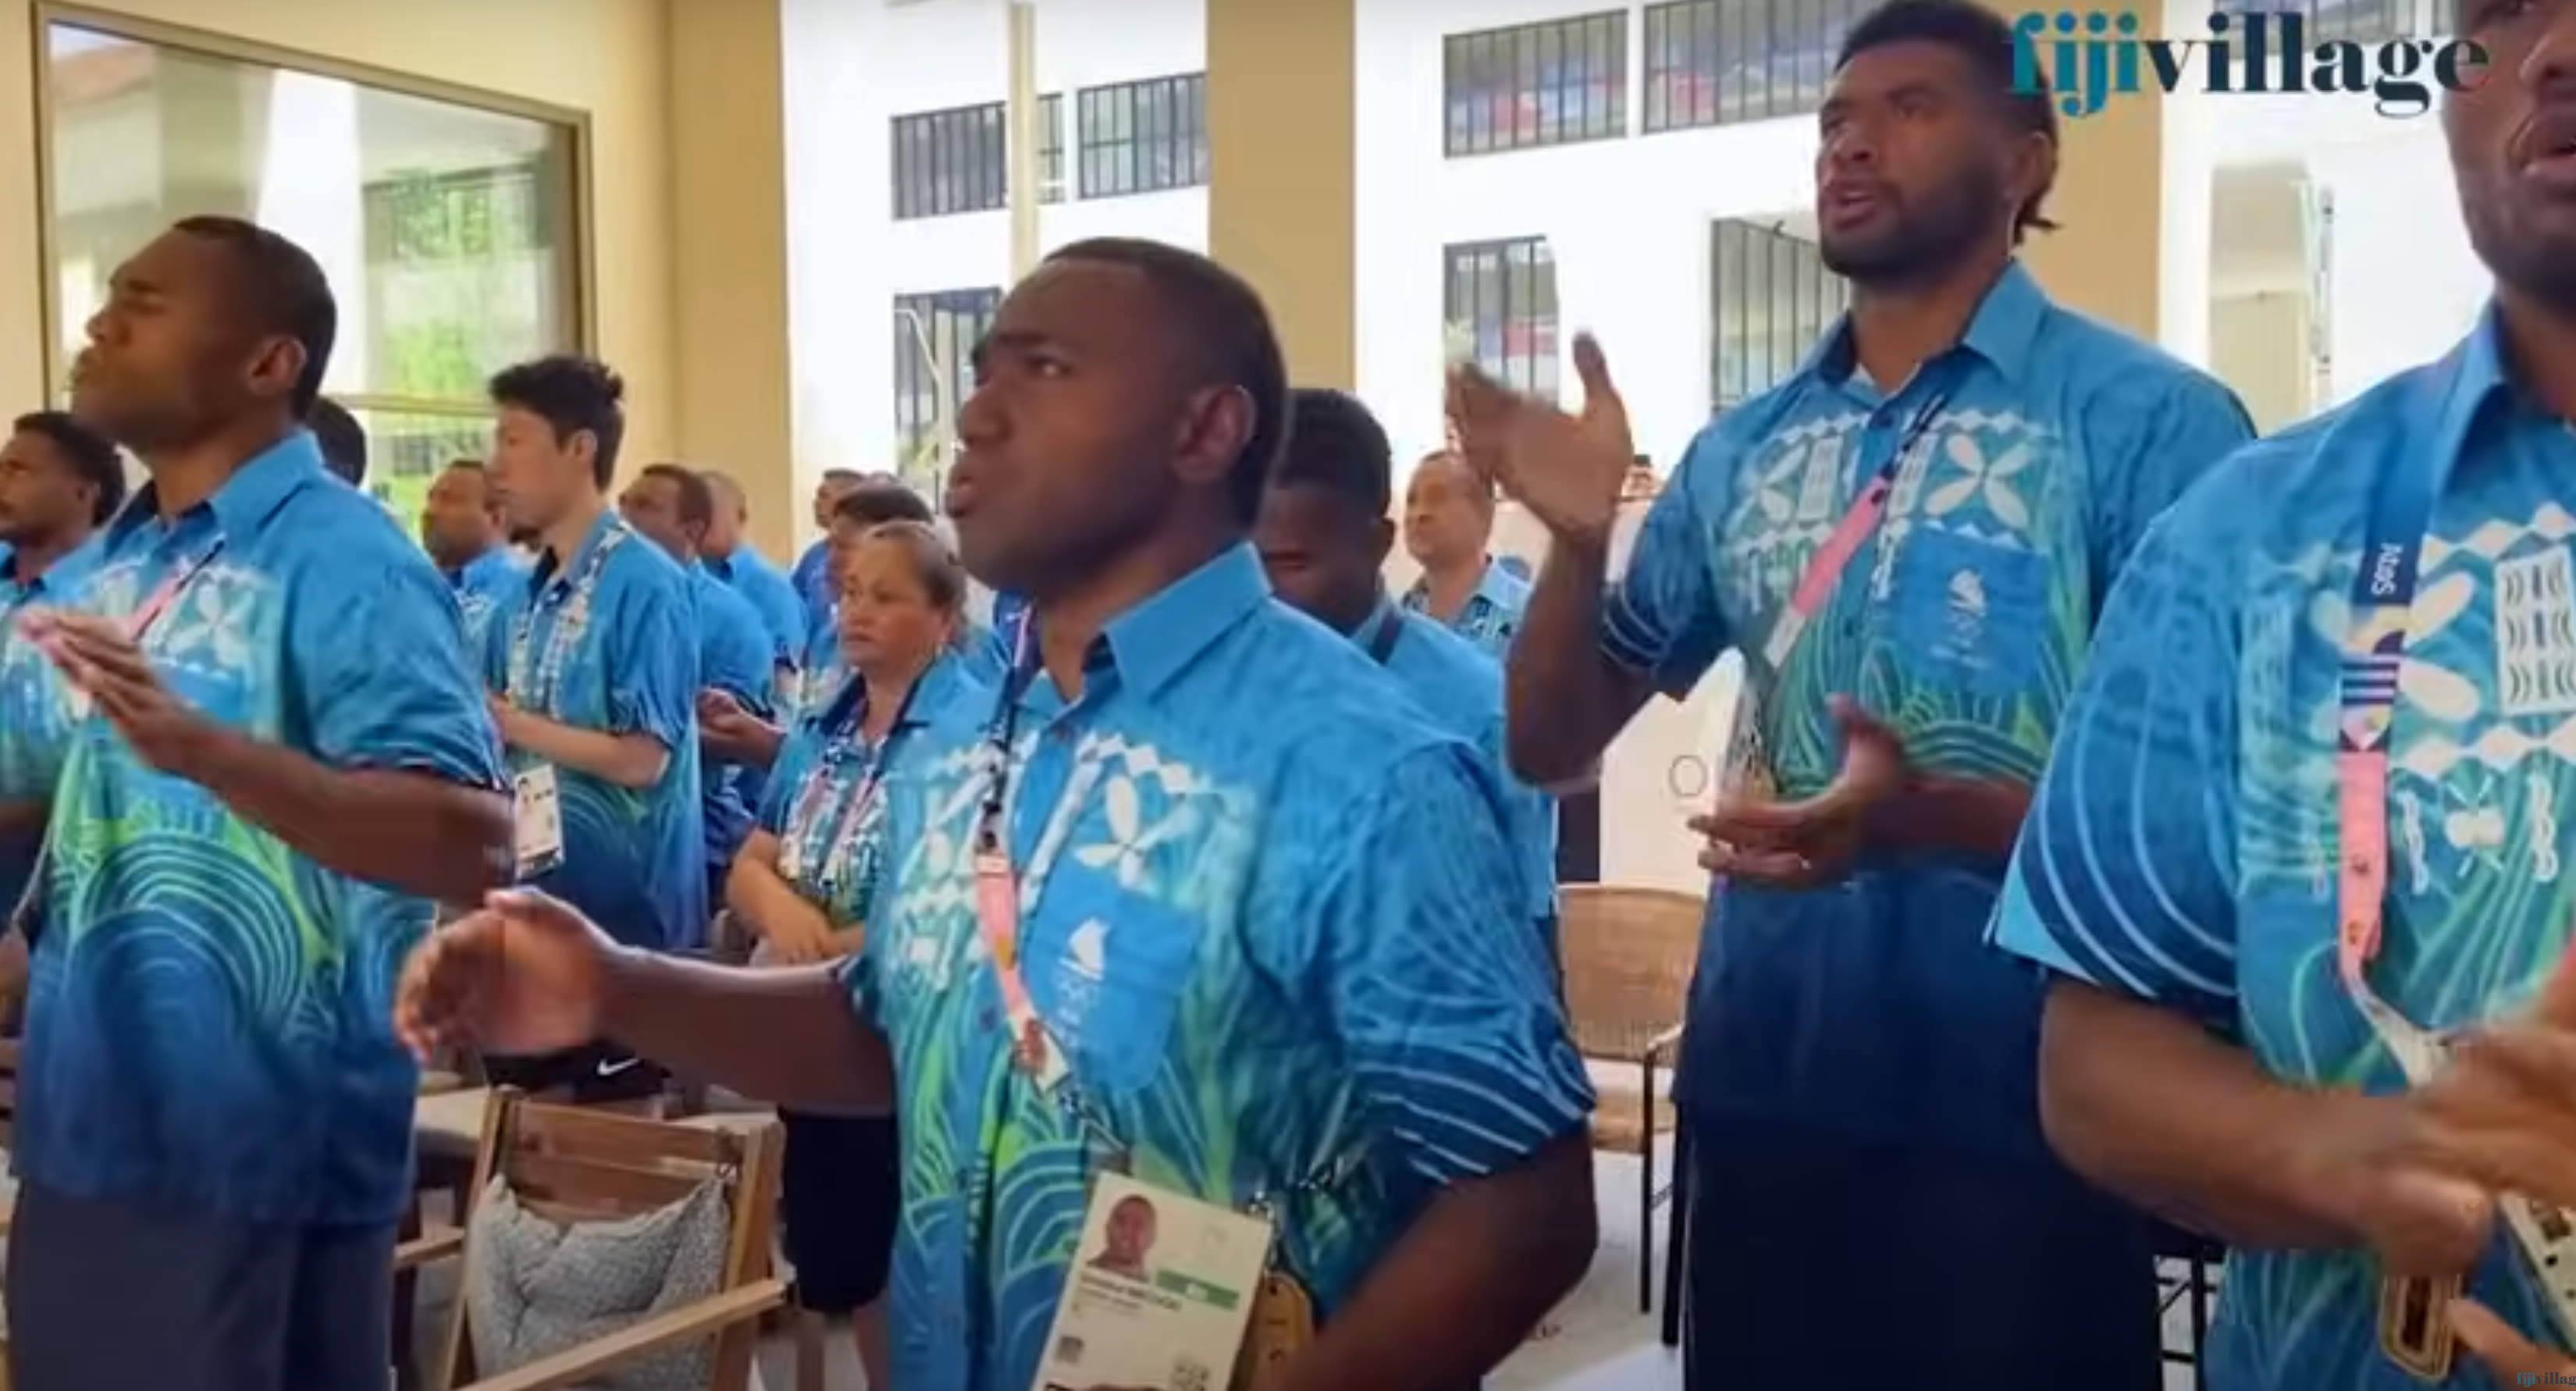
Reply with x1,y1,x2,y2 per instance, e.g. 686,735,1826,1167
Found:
506,524,629,713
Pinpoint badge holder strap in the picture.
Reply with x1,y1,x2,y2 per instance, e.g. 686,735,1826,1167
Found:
2333,472,2576,1377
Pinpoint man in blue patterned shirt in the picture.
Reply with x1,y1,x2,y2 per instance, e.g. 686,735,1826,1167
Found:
702,468,810,679
792,465,865,628
481,354,703,1098
1,216,508,1391
0,411,121,931
1991,0,2576,1381
399,237,1598,1391
1400,448,1528,658
1453,4,2256,1388
422,457,525,659
620,463,777,916
1257,388,1560,957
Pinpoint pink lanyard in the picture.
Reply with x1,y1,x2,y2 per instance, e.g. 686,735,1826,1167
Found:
969,617,1071,1087
1758,391,1948,671
2329,456,2450,1081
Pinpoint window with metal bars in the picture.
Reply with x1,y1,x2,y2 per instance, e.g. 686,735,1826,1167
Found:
1709,219,1847,411
892,288,1000,469
1642,0,1866,133
891,96,1066,219
1443,237,1560,400
1076,73,1208,198
1443,11,1629,156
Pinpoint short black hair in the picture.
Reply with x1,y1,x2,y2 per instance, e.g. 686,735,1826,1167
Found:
1273,390,1393,520
488,355,627,489
172,215,337,416
1837,0,2060,240
1044,238,1288,526
14,409,125,525
638,462,716,533
820,467,864,486
832,478,934,529
305,396,366,486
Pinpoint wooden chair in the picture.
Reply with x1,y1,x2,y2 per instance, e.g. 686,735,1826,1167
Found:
1557,884,1701,1316
429,1088,788,1391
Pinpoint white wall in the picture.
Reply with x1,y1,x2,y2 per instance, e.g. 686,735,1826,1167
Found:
1357,0,1816,473
2211,291,2311,433
778,0,1208,488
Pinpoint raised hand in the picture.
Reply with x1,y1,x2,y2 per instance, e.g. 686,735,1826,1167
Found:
1446,333,1635,548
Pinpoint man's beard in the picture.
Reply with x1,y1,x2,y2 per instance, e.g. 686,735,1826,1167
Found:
1819,170,1999,286
2461,189,2576,318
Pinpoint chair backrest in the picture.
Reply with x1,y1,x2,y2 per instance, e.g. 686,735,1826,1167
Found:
437,1088,782,1391
1557,884,1703,1063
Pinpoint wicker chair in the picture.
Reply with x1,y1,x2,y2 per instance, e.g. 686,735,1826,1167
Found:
1557,884,1701,1316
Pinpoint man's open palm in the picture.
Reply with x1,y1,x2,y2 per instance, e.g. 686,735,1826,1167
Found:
394,889,610,1062
1446,333,1635,546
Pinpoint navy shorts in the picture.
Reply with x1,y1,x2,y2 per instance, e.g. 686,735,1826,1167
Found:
7,1179,400,1391
778,1110,900,1314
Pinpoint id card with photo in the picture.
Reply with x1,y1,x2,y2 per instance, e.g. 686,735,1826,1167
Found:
1031,1172,1272,1391
513,763,565,876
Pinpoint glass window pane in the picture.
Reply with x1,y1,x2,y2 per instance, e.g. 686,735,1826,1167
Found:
1768,231,1802,383
349,407,489,521
48,23,582,407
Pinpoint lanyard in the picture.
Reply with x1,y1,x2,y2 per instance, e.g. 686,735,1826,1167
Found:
2332,442,2576,1359
969,615,1091,1090
1364,607,1403,666
8,543,226,941
506,524,629,713
1757,390,1949,670
778,678,919,897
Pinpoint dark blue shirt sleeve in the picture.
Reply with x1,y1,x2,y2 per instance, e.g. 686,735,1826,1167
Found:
296,556,506,788
604,568,696,752
1307,745,1595,1183
1988,496,2243,1027
1603,421,1740,697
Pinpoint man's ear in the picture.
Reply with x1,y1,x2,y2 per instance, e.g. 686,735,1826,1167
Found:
1368,515,1396,568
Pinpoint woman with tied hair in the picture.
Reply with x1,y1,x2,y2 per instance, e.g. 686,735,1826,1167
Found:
724,519,984,1389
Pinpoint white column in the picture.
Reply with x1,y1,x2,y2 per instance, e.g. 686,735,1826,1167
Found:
2312,133,2485,406
779,0,897,535
2156,0,2216,369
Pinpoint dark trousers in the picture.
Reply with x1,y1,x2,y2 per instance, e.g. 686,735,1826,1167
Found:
1681,1119,2161,1391
8,1179,399,1391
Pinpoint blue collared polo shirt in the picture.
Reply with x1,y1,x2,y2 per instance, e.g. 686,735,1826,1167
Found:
0,430,503,1223
1610,259,2254,1161
484,511,704,951
1992,309,2576,1387
846,543,1594,1391
1403,557,1530,660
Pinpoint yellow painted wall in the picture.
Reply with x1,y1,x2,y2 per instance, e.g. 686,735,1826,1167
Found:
0,0,691,520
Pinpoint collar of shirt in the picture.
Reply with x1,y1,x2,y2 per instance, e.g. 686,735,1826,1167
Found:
105,429,326,554
528,508,624,600
1015,543,1268,713
2424,303,2517,488
813,648,971,736
1402,556,1524,614
1799,258,2050,395
449,545,515,590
